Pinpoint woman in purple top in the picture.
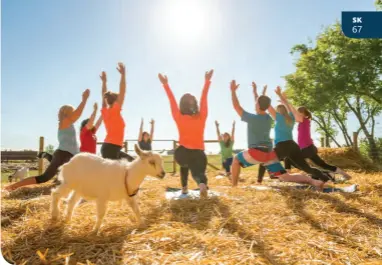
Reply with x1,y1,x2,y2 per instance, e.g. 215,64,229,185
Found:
284,106,351,180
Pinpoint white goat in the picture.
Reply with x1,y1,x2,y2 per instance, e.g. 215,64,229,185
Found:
9,167,29,182
51,144,166,233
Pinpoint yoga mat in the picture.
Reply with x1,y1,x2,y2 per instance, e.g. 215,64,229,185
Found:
165,187,221,200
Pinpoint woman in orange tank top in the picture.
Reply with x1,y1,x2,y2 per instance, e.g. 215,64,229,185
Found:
100,62,133,161
158,70,214,198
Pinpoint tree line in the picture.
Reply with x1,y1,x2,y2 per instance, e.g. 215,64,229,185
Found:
284,4,382,162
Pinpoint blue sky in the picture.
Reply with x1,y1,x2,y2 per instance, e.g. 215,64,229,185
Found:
1,0,380,153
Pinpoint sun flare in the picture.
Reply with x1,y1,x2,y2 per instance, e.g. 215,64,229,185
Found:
160,1,209,43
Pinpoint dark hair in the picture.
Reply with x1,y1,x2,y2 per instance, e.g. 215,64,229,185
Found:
223,133,231,148
80,118,95,132
141,131,151,142
258,95,271,111
297,106,312,119
179,93,199,115
104,91,118,106
80,119,89,131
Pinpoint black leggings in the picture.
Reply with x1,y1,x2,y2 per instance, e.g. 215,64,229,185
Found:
101,143,134,162
257,141,331,182
285,144,337,172
35,149,73,184
175,145,208,187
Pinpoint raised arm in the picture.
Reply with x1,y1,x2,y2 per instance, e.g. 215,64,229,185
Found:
116,62,126,107
158,73,180,121
230,80,244,117
252,82,267,101
215,121,222,141
150,119,155,141
61,89,90,128
100,71,107,108
138,118,144,142
276,87,304,122
200,69,214,117
268,105,277,120
94,116,103,131
231,121,236,141
85,103,98,130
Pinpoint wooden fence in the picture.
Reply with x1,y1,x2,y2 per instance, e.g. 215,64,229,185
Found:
5,132,362,175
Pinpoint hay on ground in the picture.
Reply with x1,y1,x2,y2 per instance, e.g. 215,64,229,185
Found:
1,159,382,264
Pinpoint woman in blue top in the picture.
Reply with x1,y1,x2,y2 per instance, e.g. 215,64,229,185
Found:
5,89,90,191
257,86,331,183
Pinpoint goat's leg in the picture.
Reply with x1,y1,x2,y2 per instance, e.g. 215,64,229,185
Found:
51,184,71,221
64,191,81,223
127,197,143,225
93,200,108,234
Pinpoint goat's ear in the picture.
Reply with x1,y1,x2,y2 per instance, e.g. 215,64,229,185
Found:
135,144,145,157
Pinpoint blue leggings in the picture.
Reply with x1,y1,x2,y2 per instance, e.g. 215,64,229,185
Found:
222,157,233,173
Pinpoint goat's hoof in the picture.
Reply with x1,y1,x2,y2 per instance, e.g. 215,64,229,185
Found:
138,221,146,229
91,229,100,236
51,215,59,222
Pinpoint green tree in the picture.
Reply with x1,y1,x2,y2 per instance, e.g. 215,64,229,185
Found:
376,0,382,10
285,22,382,161
45,144,55,154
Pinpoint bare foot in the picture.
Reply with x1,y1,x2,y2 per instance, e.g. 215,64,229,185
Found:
199,183,208,198
312,180,325,192
4,185,15,192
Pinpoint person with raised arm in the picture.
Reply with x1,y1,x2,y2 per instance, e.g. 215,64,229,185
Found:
229,80,324,190
252,82,269,183
282,100,351,180
138,118,155,151
158,70,213,198
80,103,103,154
263,86,332,183
215,120,235,177
5,89,90,191
100,63,134,161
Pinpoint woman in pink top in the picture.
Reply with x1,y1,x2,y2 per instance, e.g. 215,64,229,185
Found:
285,106,351,180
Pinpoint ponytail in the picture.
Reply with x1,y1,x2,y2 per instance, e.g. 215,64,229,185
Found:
297,106,312,120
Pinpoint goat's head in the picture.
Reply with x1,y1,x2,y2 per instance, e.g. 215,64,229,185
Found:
134,144,166,179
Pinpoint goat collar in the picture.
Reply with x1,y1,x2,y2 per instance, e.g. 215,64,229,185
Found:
124,169,139,197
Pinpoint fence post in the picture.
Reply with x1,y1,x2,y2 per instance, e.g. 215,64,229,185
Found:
123,141,128,153
353,132,358,151
38,136,44,175
173,141,177,174
320,137,325,148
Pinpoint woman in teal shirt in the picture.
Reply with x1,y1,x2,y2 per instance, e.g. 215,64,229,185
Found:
215,120,235,176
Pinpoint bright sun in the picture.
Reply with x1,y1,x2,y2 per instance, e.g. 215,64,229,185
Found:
160,1,208,43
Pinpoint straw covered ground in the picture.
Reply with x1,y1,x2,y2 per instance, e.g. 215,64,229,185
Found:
1,148,382,265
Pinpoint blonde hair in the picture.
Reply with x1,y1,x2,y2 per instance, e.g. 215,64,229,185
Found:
277,104,293,126
58,105,74,122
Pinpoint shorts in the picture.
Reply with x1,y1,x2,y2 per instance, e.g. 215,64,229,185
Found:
236,148,287,178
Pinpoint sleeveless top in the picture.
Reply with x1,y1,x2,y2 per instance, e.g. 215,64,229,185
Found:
298,118,314,149
58,125,79,155
138,140,152,151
